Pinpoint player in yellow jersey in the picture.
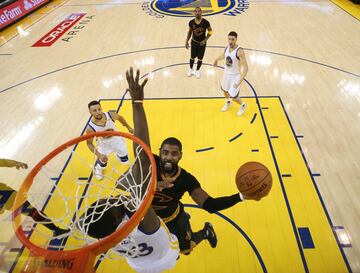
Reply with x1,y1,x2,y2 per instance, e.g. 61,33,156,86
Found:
0,158,68,235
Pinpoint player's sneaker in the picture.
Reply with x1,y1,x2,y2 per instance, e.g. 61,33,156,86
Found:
120,160,130,165
237,103,247,116
204,222,217,248
94,166,104,180
221,101,231,112
187,69,194,77
195,70,201,79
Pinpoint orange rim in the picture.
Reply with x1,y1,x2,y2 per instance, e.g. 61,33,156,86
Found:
12,131,156,258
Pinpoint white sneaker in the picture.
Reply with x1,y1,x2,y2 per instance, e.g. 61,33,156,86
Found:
187,69,194,77
195,70,201,79
221,101,231,112
94,166,104,180
237,103,247,116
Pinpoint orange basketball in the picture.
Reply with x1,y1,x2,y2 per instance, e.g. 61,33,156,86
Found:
236,162,272,199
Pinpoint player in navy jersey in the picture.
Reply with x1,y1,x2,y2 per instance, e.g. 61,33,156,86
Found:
185,7,212,79
152,138,260,254
0,159,68,235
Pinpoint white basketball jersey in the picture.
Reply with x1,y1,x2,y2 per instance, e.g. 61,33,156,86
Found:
224,45,241,75
88,112,117,133
126,220,179,267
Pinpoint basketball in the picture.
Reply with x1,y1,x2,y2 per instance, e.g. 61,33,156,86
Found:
236,162,272,199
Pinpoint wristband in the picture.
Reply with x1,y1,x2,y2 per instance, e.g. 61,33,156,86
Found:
239,192,244,201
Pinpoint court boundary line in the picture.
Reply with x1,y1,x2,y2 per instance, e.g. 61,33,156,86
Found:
278,96,353,272
248,80,351,272
234,81,310,272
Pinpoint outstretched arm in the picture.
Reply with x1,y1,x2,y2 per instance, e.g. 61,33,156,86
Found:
125,68,150,150
125,67,159,232
0,159,28,169
190,186,259,214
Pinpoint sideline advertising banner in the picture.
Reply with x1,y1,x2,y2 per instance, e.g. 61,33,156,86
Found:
0,0,52,30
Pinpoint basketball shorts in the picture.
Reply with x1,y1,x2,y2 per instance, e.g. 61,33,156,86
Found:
165,207,194,254
191,40,206,60
221,73,241,98
97,136,129,163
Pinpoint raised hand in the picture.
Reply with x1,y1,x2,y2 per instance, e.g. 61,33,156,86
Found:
14,161,28,170
0,159,28,169
125,67,148,102
98,154,108,163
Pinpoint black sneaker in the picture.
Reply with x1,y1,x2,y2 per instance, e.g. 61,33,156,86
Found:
204,222,217,248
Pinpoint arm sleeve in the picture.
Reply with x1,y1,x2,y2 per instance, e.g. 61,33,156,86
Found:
202,193,242,213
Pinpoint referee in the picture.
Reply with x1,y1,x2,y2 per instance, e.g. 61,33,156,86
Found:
185,7,212,79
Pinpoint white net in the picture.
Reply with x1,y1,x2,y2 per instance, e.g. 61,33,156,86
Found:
16,132,154,260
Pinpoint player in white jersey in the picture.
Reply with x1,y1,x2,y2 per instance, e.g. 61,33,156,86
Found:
86,203,179,273
213,31,248,116
125,221,179,273
83,67,179,273
86,101,134,180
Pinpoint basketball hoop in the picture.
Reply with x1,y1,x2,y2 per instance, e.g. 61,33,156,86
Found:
12,131,156,273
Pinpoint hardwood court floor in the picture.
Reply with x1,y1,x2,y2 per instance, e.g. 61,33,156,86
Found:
0,0,359,272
